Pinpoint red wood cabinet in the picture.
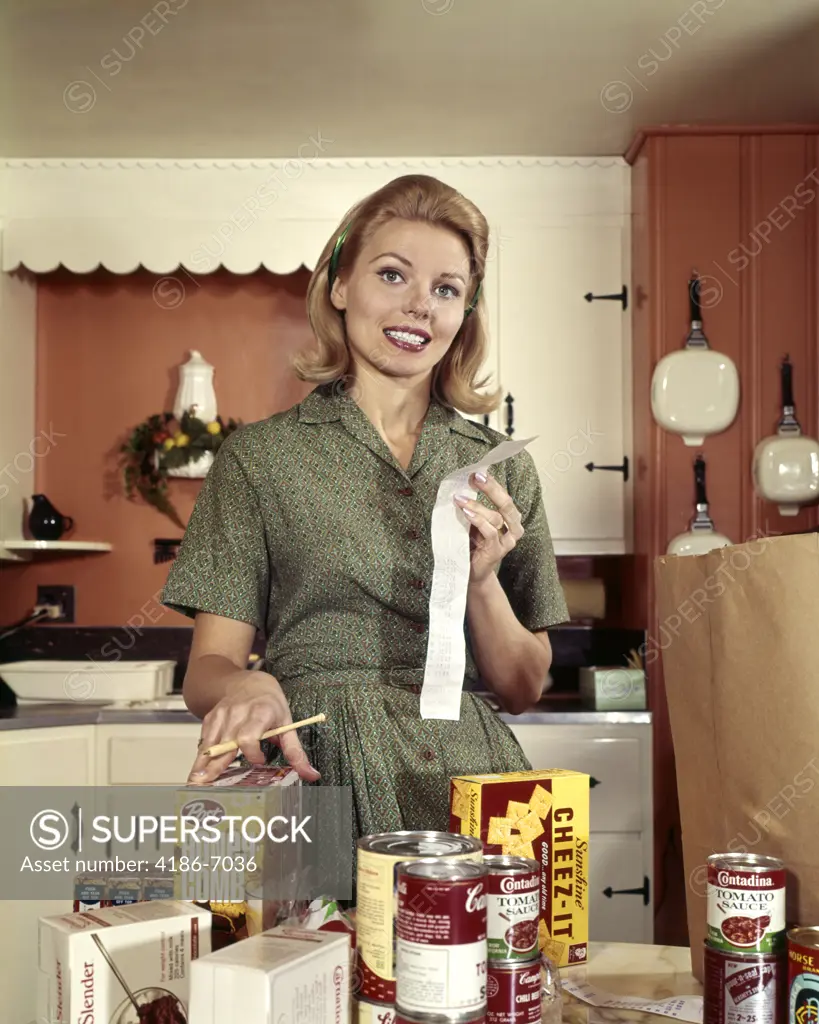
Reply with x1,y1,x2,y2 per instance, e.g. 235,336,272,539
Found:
628,126,819,942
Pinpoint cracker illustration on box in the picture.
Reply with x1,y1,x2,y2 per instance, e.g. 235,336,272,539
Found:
449,769,590,968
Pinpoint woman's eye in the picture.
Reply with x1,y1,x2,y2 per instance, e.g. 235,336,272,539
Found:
378,268,404,284
436,283,460,299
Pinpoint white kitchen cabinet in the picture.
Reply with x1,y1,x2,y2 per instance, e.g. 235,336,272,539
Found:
504,718,653,944
496,221,631,554
94,722,202,785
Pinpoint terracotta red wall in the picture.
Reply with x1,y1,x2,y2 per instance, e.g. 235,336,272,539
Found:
0,268,316,625
629,128,819,941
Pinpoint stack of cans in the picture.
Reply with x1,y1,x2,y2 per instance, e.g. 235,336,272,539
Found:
392,854,545,1024
704,853,787,1024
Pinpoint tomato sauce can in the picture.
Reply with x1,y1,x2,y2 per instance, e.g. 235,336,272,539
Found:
483,856,540,963
788,926,819,1024
396,859,488,1016
704,942,786,1024
486,957,542,1024
356,832,484,1009
707,853,787,953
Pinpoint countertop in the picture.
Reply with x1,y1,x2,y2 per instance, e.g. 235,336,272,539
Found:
0,697,651,731
560,942,701,1024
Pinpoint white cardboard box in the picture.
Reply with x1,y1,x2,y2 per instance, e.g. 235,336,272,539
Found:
189,926,350,1023
38,899,211,1023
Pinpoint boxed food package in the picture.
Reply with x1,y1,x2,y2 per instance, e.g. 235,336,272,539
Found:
174,764,301,946
449,768,590,968
38,899,211,1024
189,925,351,1023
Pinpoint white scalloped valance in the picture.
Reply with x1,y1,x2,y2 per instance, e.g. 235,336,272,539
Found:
0,156,630,275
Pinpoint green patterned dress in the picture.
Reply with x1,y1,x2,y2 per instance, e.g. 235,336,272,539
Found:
161,382,568,852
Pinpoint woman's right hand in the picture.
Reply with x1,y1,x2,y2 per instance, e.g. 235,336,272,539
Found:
185,670,322,784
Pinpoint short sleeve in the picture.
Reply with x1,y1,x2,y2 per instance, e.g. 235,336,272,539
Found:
497,449,569,631
160,432,270,628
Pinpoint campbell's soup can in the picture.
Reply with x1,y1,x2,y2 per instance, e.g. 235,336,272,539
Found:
484,856,540,963
396,859,488,1016
704,942,786,1024
486,957,542,1024
356,1000,397,1024
707,853,787,953
356,831,483,1008
788,926,819,1024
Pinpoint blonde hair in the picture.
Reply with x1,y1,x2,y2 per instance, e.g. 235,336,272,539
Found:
294,174,501,416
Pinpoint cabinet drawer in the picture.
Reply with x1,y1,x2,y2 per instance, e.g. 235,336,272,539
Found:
504,726,644,832
588,834,652,943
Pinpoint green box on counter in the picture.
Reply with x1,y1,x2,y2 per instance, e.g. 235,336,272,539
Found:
579,666,647,711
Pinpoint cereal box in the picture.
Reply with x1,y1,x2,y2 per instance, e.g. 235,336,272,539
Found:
449,768,590,967
38,899,211,1024
173,764,301,910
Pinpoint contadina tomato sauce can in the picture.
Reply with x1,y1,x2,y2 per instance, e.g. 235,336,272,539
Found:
395,1010,486,1024
486,958,542,1024
396,859,488,1016
704,942,786,1024
356,831,483,1008
707,853,786,954
483,855,540,963
788,926,819,1024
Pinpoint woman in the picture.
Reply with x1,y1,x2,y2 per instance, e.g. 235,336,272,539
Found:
162,173,569,845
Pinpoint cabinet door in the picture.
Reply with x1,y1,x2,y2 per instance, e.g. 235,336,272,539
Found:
0,725,96,785
498,222,629,553
589,834,652,943
95,723,203,786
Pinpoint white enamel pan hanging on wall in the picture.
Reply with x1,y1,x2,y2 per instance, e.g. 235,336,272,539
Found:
667,454,732,556
651,274,740,446
753,355,819,516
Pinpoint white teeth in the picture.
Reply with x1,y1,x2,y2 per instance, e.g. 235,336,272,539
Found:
385,329,428,346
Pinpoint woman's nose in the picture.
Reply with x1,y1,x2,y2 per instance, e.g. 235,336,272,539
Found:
405,287,434,320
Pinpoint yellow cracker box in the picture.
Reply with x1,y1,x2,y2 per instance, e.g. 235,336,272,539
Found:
449,768,590,967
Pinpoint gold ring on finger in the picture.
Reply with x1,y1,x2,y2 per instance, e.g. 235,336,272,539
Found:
497,522,509,537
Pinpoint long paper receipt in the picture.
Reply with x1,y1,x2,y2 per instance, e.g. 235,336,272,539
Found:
420,435,536,720
561,978,704,1023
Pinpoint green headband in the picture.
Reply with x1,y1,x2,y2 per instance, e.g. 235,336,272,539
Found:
327,226,482,316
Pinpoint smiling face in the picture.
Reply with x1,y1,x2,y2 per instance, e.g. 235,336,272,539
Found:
330,218,473,385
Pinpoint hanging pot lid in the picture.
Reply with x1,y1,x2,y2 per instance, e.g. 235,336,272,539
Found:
752,355,819,516
667,454,733,556
651,273,740,446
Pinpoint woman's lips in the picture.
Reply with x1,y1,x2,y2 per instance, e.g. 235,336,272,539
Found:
383,328,431,352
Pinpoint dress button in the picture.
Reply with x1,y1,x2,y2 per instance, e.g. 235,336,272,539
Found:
397,486,414,497
421,748,436,761
410,622,426,634
409,578,425,590
409,684,421,695
406,529,420,541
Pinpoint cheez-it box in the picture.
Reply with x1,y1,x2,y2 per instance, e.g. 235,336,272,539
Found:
449,768,590,968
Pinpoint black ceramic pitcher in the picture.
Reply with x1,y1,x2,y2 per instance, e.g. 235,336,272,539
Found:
28,495,74,541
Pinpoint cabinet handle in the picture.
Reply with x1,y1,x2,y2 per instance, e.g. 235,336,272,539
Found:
602,875,651,906
585,456,629,483
483,414,490,427
584,285,629,311
589,776,601,788
505,393,515,437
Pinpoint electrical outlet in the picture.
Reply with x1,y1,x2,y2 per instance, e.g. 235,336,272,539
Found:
36,585,75,623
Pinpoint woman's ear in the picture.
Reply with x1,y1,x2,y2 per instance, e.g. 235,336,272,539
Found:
330,275,347,313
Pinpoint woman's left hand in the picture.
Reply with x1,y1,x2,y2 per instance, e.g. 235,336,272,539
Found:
454,472,523,585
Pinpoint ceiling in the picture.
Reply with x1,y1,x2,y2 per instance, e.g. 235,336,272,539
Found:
1,0,818,159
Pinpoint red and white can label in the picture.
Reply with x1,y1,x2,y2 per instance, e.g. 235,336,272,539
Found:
487,960,542,1024
704,945,784,1024
396,872,487,1013
707,865,786,953
487,869,540,961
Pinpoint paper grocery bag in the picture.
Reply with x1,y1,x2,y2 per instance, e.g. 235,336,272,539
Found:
655,533,819,982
